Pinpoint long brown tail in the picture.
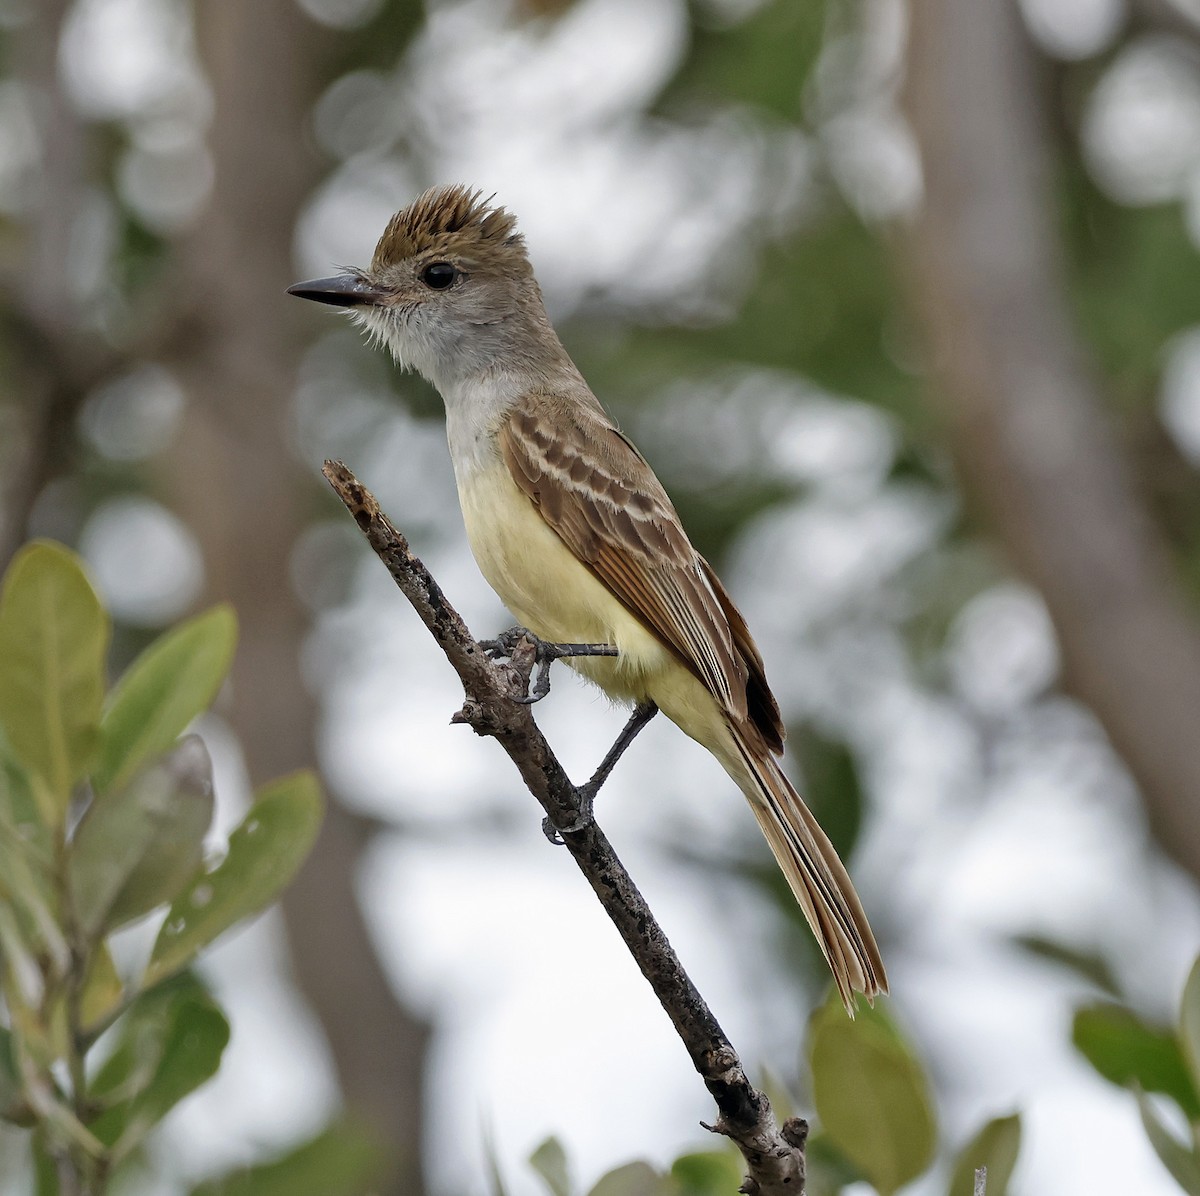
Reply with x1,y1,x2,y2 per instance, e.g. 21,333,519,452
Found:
727,731,887,1012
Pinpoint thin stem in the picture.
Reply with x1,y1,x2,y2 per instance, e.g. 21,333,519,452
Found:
54,1149,83,1196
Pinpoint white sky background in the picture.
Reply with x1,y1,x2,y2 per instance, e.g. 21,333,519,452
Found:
18,0,1200,1193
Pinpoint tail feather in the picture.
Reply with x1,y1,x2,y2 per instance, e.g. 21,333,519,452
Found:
730,733,887,1012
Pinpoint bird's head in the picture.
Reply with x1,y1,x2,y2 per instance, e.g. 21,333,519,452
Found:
289,184,545,384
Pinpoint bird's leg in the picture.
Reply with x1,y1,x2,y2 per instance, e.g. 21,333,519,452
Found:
479,628,654,838
579,700,659,810
479,626,618,704
542,702,659,843
519,640,621,704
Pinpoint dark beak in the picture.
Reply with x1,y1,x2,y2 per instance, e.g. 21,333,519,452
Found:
287,274,386,307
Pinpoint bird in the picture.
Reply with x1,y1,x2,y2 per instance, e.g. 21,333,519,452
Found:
289,184,886,1009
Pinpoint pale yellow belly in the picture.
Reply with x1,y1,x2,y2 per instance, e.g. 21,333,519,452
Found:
459,464,663,700
457,464,734,760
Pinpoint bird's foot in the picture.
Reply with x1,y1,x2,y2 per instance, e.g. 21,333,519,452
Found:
541,802,592,844
478,626,531,662
479,626,618,704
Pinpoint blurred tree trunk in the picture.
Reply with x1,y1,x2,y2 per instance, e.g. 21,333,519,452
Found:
0,0,91,567
902,0,1200,882
162,5,429,1192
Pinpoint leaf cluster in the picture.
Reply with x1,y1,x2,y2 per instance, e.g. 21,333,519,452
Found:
0,541,325,1194
1072,955,1200,1192
502,999,1019,1196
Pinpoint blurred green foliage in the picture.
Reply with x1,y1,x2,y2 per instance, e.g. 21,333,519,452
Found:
508,998,1023,1196
7,0,1200,1190
1065,176,1200,410
504,956,1200,1196
946,1115,1021,1196
665,0,827,120
1073,957,1200,1193
188,1117,385,1196
808,998,936,1194
0,542,341,1195
616,207,918,432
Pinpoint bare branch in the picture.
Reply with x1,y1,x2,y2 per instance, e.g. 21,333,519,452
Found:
322,459,806,1196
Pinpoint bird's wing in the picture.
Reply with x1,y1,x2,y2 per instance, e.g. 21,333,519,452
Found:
699,557,784,754
500,389,768,734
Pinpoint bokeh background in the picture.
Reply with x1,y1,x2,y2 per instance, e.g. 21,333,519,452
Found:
3,0,1200,1192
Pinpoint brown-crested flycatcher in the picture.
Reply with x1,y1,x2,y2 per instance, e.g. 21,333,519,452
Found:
290,185,886,1009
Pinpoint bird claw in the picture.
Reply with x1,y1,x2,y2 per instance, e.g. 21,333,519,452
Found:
479,626,528,661
541,793,594,845
479,630,652,845
479,626,618,704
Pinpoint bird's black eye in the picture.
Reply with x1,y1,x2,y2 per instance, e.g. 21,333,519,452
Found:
421,262,457,290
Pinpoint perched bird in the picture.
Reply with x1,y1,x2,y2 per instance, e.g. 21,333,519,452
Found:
290,185,886,1009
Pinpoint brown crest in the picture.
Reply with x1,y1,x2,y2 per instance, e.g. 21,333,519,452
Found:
371,184,525,272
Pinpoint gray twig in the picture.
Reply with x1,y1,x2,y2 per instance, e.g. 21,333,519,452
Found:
974,1165,987,1195
323,459,806,1196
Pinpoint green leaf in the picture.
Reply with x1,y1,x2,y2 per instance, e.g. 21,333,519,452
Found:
1073,1004,1200,1119
808,1000,937,1195
793,728,863,862
0,735,53,867
530,1136,572,1196
143,771,323,988
188,1117,386,1196
1180,957,1200,1095
947,1114,1021,1196
1014,935,1122,998
671,1147,744,1195
32,1129,59,1196
0,900,45,1011
0,541,109,808
98,604,236,793
0,746,68,975
67,736,215,941
0,1025,23,1121
79,941,125,1038
803,1130,863,1196
1137,1091,1200,1195
589,1161,672,1196
90,977,230,1155
106,737,214,929
90,987,177,1107
118,986,228,1146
